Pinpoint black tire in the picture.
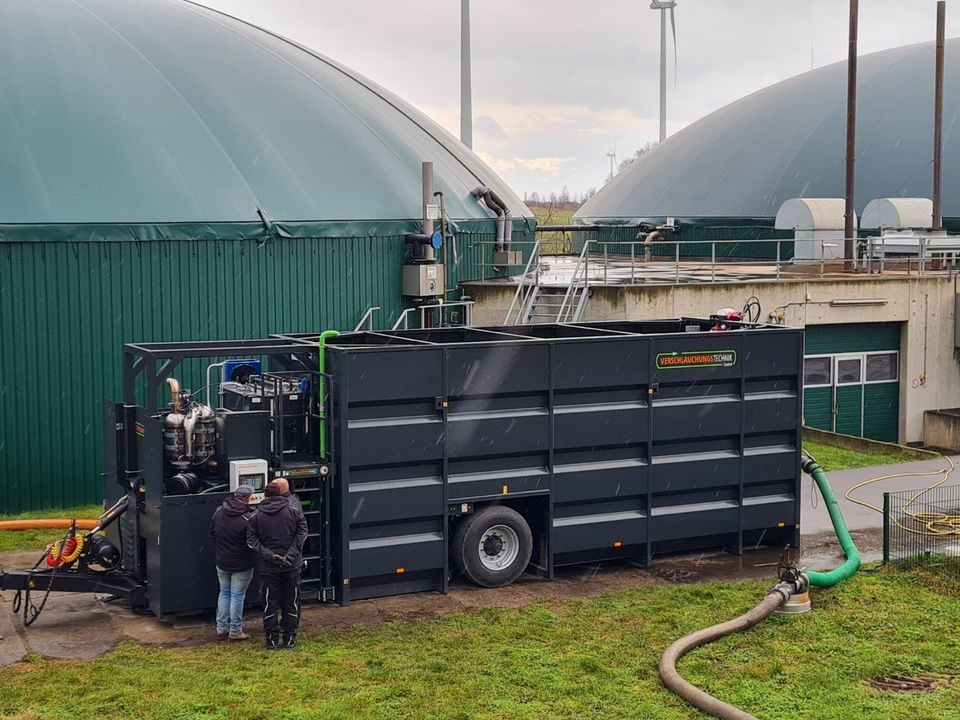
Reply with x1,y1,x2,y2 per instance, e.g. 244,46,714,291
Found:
452,505,533,588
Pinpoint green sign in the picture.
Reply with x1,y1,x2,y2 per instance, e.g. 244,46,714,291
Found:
656,350,737,370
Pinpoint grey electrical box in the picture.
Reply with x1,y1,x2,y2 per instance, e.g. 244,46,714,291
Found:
403,263,444,297
493,250,524,267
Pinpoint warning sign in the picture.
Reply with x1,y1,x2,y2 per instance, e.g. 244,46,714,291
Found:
656,350,737,370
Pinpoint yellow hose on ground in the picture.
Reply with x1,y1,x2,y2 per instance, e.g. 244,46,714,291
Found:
844,449,960,537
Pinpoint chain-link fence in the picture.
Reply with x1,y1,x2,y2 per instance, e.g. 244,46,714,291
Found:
884,484,960,582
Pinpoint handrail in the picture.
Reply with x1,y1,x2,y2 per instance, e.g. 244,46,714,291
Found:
353,306,381,332
475,234,960,288
392,300,475,330
557,239,592,322
504,238,543,325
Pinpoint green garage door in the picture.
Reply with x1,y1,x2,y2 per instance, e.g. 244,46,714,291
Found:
802,323,901,442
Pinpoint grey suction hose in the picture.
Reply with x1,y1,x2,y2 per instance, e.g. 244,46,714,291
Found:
658,580,801,720
659,456,858,720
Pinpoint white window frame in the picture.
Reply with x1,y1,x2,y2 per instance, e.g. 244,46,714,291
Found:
863,351,900,385
834,354,864,386
802,354,833,388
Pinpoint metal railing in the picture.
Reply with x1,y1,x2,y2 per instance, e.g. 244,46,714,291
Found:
556,238,591,322
504,238,544,324
477,234,960,288
884,485,960,583
391,300,475,330
353,306,381,332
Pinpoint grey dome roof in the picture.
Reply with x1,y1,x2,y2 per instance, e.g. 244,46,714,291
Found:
0,0,529,226
576,40,959,223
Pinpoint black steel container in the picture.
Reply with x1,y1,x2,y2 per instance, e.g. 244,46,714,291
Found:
326,319,802,604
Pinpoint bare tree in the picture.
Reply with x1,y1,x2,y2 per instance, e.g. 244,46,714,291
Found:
617,141,658,174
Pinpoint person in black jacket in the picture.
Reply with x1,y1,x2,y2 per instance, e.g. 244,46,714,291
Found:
246,480,308,649
209,485,256,640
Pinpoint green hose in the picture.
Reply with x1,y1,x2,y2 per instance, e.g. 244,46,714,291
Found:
801,457,861,587
318,330,340,459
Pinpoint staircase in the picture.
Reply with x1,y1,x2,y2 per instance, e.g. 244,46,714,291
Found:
505,238,591,325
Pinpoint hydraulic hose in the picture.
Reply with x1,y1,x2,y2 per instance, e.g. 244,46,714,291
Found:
318,330,341,459
0,519,97,531
659,582,798,720
801,456,861,587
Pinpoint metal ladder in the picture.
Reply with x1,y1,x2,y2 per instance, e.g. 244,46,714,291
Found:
504,238,591,324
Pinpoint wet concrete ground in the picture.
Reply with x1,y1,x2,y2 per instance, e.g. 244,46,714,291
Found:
0,458,937,666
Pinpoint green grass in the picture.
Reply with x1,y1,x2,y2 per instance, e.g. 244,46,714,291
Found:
0,572,957,719
0,505,101,554
803,439,918,472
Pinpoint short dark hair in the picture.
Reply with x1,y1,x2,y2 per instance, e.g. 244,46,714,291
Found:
264,480,283,497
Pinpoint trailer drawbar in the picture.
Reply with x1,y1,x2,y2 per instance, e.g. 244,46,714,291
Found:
1,319,804,622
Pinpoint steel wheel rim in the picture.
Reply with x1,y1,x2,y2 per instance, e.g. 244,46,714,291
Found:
478,524,519,571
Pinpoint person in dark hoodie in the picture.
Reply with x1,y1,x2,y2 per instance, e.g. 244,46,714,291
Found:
246,480,308,649
209,485,256,640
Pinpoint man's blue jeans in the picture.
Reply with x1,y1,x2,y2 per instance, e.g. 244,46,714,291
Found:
216,567,254,636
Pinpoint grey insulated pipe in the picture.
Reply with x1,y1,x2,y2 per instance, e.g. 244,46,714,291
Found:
472,186,512,251
658,581,797,720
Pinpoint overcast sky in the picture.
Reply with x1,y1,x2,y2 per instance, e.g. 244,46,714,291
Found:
203,0,957,197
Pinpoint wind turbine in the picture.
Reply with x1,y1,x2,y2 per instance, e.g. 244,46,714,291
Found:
606,146,618,183
650,0,677,143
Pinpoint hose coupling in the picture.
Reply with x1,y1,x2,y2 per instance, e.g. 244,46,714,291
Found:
766,580,798,604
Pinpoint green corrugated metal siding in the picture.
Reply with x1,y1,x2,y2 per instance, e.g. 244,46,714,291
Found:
0,225,527,513
834,385,864,436
803,387,833,430
804,322,901,354
863,384,899,442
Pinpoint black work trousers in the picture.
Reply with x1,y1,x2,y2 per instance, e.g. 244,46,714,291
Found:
261,569,301,639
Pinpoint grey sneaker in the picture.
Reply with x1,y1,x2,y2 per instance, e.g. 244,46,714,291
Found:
229,632,250,641
216,630,228,640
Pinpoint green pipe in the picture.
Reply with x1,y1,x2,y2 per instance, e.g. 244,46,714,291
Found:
318,330,340,459
801,457,861,587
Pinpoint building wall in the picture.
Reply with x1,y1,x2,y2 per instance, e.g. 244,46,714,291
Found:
0,226,527,513
467,275,960,446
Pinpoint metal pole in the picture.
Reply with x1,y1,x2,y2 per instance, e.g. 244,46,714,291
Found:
422,161,434,237
843,0,859,271
659,8,667,143
460,0,473,149
882,491,890,565
933,0,946,230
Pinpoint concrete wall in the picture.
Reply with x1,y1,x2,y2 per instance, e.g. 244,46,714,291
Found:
923,409,960,451
466,275,960,444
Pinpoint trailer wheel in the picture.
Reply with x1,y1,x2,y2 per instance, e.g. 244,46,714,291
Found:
453,506,532,588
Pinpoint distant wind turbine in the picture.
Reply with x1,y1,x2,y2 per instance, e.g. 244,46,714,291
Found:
650,0,677,143
606,146,618,183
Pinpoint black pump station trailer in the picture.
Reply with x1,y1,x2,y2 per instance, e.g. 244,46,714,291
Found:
1,319,803,617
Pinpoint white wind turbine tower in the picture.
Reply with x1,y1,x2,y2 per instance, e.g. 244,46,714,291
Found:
650,0,677,143
606,146,618,183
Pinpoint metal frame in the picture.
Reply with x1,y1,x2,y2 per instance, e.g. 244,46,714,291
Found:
122,337,319,411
